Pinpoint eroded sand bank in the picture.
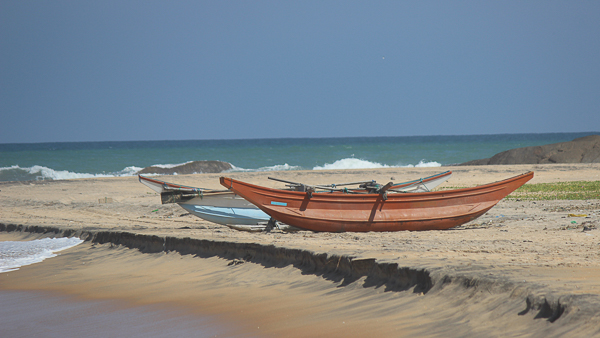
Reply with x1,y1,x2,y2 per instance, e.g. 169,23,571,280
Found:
1,164,600,336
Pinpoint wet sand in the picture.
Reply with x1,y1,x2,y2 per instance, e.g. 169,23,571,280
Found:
0,288,233,338
1,164,600,336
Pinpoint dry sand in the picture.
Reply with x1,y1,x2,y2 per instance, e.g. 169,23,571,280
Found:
1,164,600,336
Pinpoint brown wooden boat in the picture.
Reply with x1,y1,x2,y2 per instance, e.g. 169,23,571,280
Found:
219,172,533,232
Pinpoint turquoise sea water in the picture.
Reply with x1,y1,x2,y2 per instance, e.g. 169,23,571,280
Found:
1,133,597,182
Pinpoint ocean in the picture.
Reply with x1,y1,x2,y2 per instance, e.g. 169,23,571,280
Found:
1,132,598,182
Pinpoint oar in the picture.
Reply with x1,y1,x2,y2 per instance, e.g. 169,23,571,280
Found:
269,177,375,189
268,177,303,185
322,180,377,187
268,177,369,194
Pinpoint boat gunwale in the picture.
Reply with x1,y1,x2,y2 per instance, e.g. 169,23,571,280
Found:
139,174,230,194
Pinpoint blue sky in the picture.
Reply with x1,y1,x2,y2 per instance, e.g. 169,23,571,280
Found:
1,1,599,143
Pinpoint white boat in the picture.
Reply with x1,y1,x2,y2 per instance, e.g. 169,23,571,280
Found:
139,175,271,226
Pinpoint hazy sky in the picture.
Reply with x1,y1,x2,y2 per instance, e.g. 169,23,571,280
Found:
1,1,599,143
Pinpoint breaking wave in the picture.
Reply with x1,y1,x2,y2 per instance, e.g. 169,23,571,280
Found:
147,161,195,169
313,158,441,170
0,237,84,273
228,163,303,172
0,165,143,182
1,158,440,182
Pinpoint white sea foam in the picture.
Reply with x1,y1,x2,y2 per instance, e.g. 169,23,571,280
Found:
0,237,84,273
258,163,303,171
149,161,195,169
313,158,441,170
313,158,389,170
121,166,146,175
228,163,302,172
0,165,144,181
411,160,442,168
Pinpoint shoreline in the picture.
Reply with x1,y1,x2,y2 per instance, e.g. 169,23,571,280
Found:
2,164,600,335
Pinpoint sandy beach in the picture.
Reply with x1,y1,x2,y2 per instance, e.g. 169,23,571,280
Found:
2,164,600,336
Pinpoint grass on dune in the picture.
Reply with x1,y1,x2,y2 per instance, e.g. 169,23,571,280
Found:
506,181,600,201
438,181,600,201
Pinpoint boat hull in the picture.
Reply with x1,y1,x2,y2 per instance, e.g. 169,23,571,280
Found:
219,172,533,232
179,203,271,225
139,175,271,225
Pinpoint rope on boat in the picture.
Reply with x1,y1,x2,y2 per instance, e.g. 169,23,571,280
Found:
419,178,430,192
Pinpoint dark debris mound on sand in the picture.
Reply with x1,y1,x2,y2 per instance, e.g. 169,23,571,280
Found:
137,160,233,175
461,135,600,165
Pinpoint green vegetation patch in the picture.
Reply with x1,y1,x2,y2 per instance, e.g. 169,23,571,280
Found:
507,181,600,201
437,181,600,200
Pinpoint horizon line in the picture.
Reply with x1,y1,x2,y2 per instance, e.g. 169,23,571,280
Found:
1,131,599,146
